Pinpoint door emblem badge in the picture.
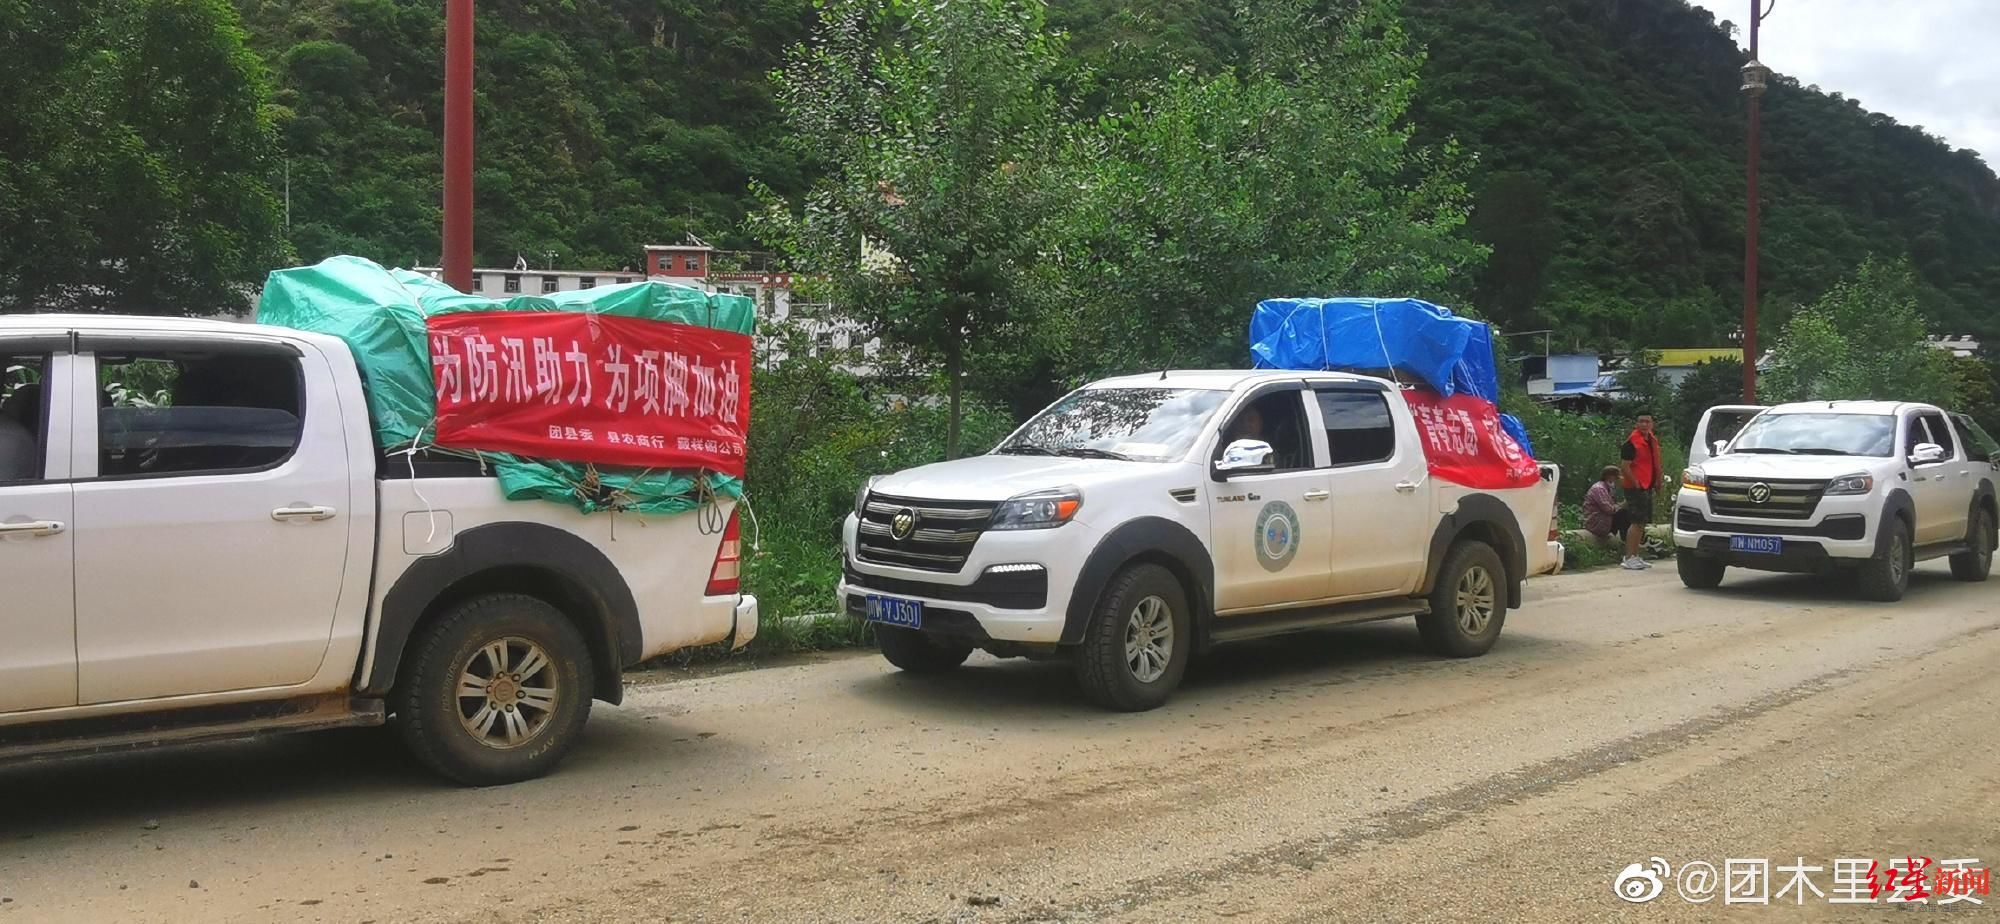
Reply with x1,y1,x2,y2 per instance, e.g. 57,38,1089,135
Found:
890,507,918,540
1748,483,1771,504
1253,501,1300,573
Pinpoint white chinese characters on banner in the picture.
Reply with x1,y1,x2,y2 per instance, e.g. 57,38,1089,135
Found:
435,332,743,429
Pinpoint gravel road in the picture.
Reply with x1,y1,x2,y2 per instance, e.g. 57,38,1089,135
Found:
4,563,1996,922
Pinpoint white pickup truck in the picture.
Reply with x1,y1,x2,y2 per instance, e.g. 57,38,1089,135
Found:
1676,400,1998,600
839,370,1562,710
0,315,756,784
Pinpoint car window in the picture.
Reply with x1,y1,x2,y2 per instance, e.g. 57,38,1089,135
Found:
0,352,51,483
1915,412,1956,460
1315,390,1395,466
1953,414,2000,463
1217,391,1312,472
94,348,303,478
1733,412,1893,457
994,387,1227,462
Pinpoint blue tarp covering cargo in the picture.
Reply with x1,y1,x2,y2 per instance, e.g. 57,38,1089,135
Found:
1247,296,1534,457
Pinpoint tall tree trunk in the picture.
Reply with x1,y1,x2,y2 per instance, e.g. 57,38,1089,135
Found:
945,338,964,459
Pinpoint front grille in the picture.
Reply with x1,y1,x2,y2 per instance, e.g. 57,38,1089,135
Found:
1706,477,1828,521
855,492,997,573
1679,506,1867,541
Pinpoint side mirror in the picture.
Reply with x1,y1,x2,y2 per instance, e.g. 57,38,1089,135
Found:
1214,439,1275,476
1711,439,1729,457
1910,442,1946,466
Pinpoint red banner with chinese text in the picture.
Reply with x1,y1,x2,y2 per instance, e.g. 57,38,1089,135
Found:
427,311,751,475
1399,388,1539,490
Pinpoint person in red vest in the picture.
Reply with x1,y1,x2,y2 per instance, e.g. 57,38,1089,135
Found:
1619,412,1664,570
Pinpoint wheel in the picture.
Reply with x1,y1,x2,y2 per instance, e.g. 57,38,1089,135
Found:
875,625,974,673
1676,548,1726,589
1856,518,1912,602
1072,563,1190,711
392,594,594,786
1417,540,1508,658
1949,508,1993,582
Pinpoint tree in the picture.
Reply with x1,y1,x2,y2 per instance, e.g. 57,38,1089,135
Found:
0,0,288,315
1025,0,1484,396
1762,258,1957,406
754,0,1066,457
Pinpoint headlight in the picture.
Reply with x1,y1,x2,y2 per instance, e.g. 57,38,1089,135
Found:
990,486,1083,530
1682,467,1706,490
1825,472,1874,496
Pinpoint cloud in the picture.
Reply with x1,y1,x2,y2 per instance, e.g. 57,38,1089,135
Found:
1686,0,1998,162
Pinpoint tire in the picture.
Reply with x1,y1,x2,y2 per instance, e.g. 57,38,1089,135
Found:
1949,508,1994,582
875,625,974,673
1856,517,1912,602
1417,540,1508,658
392,593,595,786
1072,563,1191,712
1676,549,1726,589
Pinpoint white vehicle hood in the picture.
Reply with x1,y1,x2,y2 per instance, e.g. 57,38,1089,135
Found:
1697,453,1886,479
869,453,1171,502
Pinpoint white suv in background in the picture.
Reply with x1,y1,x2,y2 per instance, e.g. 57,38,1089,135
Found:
1674,401,1999,600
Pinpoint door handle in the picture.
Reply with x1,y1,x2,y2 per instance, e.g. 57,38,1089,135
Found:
1302,489,1330,501
271,505,337,522
0,520,65,537
1395,481,1419,493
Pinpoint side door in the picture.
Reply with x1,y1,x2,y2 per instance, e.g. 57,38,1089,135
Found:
70,335,352,704
0,338,79,712
1206,385,1334,613
1904,411,1962,544
1689,405,1765,467
1318,386,1430,599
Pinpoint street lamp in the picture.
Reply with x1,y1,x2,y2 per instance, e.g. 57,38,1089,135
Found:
1739,1,1773,403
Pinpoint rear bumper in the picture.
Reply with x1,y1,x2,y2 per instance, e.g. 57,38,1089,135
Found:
730,594,759,650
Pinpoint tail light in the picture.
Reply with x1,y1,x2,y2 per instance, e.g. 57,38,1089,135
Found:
706,508,742,596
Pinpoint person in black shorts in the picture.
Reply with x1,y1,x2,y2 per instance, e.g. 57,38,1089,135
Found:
1619,412,1663,570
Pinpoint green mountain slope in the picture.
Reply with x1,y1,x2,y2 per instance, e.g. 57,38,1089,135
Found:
233,0,2000,341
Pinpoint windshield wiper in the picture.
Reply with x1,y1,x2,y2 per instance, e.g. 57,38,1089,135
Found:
995,443,1058,456
1790,447,1856,455
1054,446,1133,461
1731,447,1796,454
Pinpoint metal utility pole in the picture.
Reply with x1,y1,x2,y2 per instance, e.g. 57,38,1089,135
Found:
442,0,475,292
1739,0,1774,402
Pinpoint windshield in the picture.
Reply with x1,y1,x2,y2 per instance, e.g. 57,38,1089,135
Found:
1730,412,1895,457
994,387,1228,462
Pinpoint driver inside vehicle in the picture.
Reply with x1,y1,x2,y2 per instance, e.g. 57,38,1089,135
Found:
1219,395,1304,469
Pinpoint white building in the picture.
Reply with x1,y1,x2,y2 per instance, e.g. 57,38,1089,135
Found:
640,239,880,370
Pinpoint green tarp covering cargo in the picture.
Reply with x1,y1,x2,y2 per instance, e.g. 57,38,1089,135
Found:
256,255,755,514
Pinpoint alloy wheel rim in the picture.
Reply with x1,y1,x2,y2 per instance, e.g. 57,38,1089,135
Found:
456,637,559,750
1456,566,1497,635
1124,595,1174,684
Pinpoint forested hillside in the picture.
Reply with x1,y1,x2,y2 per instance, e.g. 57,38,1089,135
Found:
232,0,2000,344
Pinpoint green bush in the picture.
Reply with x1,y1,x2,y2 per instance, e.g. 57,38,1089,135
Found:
733,323,1017,655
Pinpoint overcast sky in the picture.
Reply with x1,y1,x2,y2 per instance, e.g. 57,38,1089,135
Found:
1686,0,1998,165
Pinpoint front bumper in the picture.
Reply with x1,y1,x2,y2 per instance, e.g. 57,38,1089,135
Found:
1672,487,1879,567
837,513,1092,644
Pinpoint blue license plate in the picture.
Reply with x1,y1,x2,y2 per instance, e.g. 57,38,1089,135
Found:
864,594,923,629
1729,535,1784,555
